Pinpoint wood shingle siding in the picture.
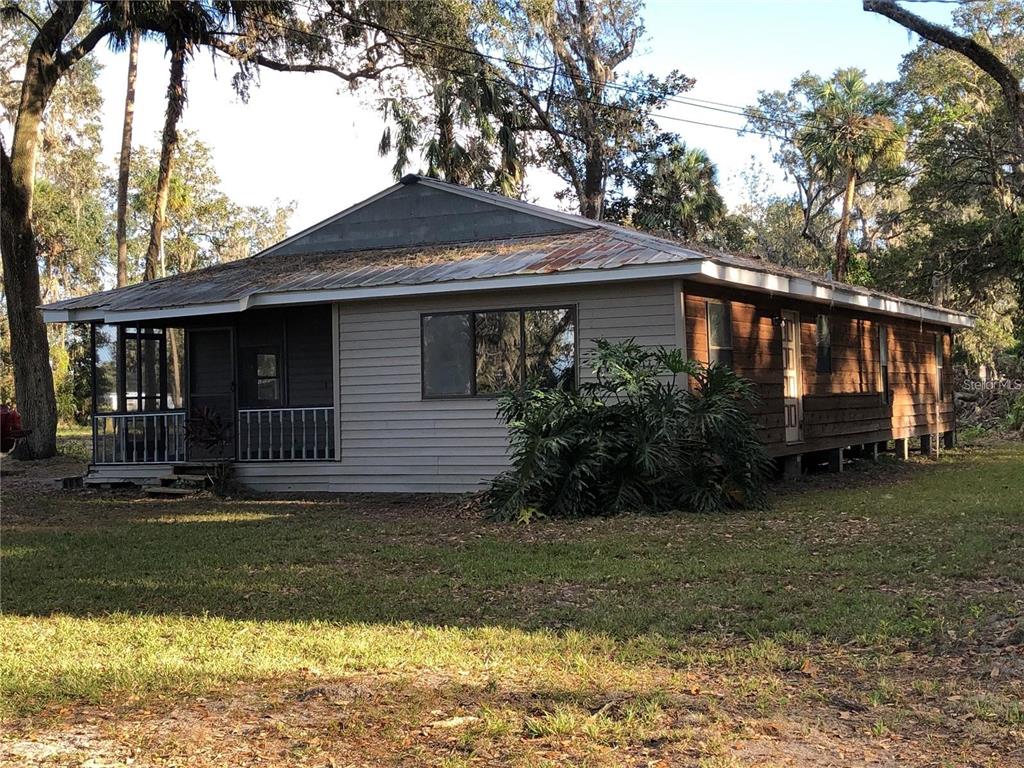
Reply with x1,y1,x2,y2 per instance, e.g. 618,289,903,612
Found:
682,281,954,456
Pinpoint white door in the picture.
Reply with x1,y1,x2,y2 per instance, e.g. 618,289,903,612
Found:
781,311,802,443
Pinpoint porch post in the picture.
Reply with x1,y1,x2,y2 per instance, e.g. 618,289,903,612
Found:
331,303,342,461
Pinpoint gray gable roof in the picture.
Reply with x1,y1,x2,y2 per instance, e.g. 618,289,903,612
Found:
41,175,973,328
270,176,590,256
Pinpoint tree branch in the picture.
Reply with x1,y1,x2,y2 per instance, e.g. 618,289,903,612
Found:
2,4,42,34
863,0,1024,149
56,20,116,73
207,38,388,83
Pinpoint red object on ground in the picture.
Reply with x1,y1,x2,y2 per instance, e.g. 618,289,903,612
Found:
1,404,26,453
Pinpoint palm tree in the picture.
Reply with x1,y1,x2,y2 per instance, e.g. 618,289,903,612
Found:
115,29,140,288
625,141,726,241
797,68,905,281
144,2,225,281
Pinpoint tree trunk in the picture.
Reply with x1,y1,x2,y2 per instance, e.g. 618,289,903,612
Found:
0,48,63,458
116,30,140,288
145,46,188,281
834,168,857,282
580,142,604,219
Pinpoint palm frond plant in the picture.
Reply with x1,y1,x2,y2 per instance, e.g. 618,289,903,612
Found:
485,339,773,520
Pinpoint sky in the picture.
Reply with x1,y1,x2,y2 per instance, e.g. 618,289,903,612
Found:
90,0,956,235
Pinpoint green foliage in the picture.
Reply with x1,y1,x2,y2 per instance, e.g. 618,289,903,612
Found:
1008,393,1024,432
796,68,905,187
373,0,695,217
122,132,295,278
486,339,773,520
606,139,725,241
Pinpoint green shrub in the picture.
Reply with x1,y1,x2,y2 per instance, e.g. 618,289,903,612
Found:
1009,392,1024,431
485,339,773,519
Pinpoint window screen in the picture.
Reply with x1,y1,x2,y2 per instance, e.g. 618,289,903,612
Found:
816,315,832,374
706,301,733,368
422,313,474,397
121,327,165,412
93,324,119,412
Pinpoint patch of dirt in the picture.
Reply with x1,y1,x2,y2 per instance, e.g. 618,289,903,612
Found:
0,449,89,501
3,645,1021,768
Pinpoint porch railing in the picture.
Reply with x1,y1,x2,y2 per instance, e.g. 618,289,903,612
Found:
93,411,187,464
237,407,335,461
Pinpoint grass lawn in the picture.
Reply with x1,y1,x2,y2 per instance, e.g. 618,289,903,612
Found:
1,442,1022,766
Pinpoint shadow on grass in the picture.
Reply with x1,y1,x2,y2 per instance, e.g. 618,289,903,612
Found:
2,444,1023,642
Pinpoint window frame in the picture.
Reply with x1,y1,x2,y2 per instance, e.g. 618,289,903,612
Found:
705,299,734,368
91,323,169,415
878,324,890,405
935,333,945,401
420,305,579,400
256,351,282,405
815,314,833,375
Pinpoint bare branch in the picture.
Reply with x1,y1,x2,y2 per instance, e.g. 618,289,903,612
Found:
207,37,388,83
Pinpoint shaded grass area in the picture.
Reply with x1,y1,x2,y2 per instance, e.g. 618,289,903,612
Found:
1,444,1023,765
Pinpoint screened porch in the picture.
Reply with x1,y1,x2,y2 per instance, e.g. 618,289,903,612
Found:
88,305,337,465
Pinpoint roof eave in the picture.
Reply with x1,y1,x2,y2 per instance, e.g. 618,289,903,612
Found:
45,257,974,329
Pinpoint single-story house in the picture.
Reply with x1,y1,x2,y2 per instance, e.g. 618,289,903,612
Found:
41,175,972,492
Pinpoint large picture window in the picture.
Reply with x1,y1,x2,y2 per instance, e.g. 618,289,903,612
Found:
422,307,576,398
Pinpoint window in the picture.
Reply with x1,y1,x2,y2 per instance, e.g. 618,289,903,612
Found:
257,353,280,402
475,311,521,394
526,308,576,389
815,315,832,374
422,307,576,398
878,325,890,404
422,313,473,397
93,324,119,412
706,301,733,368
122,326,164,412
935,333,944,400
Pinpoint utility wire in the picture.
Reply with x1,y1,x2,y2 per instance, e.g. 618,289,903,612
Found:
246,8,795,141
280,0,804,129
245,1,977,151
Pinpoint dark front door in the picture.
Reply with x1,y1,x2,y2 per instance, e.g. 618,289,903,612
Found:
188,329,235,460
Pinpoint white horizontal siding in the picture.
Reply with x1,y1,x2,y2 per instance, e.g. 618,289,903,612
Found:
236,280,681,493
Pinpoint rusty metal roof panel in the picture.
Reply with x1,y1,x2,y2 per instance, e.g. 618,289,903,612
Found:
40,183,970,329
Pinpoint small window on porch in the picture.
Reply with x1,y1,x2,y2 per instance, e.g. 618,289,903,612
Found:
256,353,280,402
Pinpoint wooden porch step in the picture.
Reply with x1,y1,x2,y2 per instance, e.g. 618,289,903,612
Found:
144,485,199,498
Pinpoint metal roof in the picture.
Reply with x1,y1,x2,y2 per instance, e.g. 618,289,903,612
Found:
41,176,973,328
